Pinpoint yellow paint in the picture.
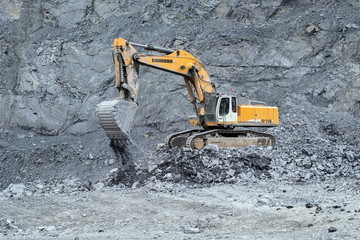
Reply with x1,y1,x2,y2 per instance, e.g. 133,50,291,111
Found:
113,38,139,100
189,119,200,126
237,105,279,125
189,105,279,127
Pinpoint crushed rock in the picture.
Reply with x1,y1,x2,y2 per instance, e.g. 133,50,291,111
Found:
104,105,360,187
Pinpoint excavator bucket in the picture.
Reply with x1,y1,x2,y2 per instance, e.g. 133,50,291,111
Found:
96,99,138,140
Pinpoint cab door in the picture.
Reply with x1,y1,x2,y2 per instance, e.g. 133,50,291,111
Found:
217,96,237,124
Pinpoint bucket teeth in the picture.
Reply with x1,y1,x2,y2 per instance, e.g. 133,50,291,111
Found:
96,99,138,140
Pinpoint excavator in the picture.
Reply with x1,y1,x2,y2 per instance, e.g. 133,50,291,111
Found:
96,37,279,150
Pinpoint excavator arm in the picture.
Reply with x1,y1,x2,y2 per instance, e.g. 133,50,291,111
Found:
97,37,216,140
113,38,216,108
133,50,216,103
113,39,139,101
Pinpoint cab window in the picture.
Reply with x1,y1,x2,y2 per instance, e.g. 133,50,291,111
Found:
219,98,229,116
231,97,237,113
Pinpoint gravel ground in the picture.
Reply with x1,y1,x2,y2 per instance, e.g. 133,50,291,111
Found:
1,179,360,240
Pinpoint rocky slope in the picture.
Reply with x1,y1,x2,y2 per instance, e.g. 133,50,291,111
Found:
0,0,359,187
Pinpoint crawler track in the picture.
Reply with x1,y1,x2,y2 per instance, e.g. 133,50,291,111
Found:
165,128,275,150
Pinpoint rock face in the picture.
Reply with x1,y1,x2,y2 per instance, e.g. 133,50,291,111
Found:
0,0,359,187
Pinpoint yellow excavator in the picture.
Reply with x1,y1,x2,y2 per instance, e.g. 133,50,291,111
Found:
96,38,279,150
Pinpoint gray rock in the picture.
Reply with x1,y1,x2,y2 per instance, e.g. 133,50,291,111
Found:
148,165,158,173
305,23,321,35
182,226,201,234
315,206,322,214
109,168,119,175
93,182,105,190
108,159,115,165
257,197,271,206
301,157,312,169
38,225,56,232
131,181,141,188
2,183,27,198
305,203,313,208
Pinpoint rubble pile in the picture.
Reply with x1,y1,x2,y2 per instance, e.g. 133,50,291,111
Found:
146,145,272,184
267,105,360,181
107,105,360,186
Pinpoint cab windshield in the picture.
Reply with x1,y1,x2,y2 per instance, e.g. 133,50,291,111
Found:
204,93,218,122
219,98,230,116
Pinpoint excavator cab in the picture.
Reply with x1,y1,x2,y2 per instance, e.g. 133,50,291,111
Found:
216,94,238,125
189,92,278,129
190,92,238,128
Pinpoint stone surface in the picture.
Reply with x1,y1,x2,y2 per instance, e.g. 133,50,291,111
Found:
1,179,359,239
0,0,359,142
0,0,359,213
